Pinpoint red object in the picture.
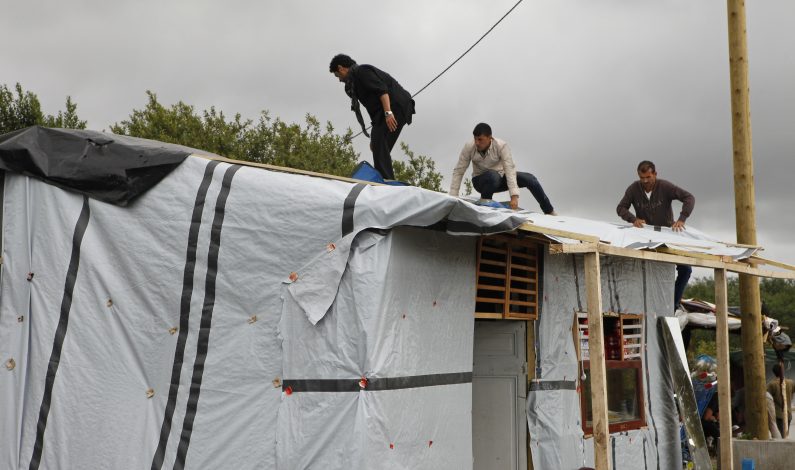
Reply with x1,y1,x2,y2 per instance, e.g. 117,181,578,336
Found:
289,272,298,282
389,443,394,450
428,440,433,447
704,380,718,390
284,386,293,395
359,377,368,389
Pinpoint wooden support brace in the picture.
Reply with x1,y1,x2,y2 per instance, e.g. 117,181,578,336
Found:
584,252,611,470
715,268,734,470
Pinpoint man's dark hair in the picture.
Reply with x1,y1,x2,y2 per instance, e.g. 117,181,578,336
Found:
329,54,356,72
473,122,492,137
637,160,656,173
773,363,784,376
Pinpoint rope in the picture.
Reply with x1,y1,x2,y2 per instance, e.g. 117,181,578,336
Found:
347,0,525,141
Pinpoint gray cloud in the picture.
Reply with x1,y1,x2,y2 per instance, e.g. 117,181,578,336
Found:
2,0,793,267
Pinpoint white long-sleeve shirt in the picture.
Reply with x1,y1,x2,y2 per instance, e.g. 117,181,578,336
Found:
448,138,519,197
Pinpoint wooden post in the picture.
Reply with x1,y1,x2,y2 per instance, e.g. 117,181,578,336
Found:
726,0,769,439
715,268,734,470
584,252,610,470
527,322,536,470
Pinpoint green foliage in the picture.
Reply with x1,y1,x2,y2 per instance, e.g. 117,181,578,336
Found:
241,112,359,177
462,178,473,196
0,83,85,135
4,85,445,190
393,142,444,192
110,91,249,158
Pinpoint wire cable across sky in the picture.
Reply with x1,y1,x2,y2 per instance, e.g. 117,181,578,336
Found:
348,0,524,141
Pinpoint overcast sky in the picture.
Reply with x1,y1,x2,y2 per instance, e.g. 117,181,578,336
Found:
3,0,794,271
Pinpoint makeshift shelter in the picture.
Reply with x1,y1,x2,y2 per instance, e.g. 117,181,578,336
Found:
1,127,794,469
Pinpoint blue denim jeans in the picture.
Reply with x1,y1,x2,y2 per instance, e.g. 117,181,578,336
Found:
471,170,554,214
674,264,692,309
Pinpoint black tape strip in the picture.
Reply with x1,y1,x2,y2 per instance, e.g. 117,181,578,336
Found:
29,197,91,470
643,435,648,469
572,256,583,312
173,164,241,470
610,260,621,312
283,372,472,393
611,435,617,469
528,380,577,392
444,218,523,235
341,183,366,237
150,160,220,470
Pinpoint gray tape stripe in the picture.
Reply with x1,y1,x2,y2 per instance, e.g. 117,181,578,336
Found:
641,261,661,469
283,372,472,393
173,164,242,470
341,183,366,237
29,197,91,470
528,380,577,392
151,160,220,470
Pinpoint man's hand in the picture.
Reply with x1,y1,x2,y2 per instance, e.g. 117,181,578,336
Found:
510,195,519,210
672,220,686,232
386,113,397,132
633,218,646,228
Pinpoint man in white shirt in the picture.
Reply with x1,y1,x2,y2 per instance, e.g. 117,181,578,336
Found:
448,123,556,214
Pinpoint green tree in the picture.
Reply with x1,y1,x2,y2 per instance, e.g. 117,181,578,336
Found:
110,91,248,158
393,142,444,192
113,92,445,189
0,83,85,134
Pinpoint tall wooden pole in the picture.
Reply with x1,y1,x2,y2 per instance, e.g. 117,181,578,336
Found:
584,252,610,470
726,0,769,439
715,268,734,470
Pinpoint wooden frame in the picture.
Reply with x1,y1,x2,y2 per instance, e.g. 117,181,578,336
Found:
580,360,646,435
474,234,540,320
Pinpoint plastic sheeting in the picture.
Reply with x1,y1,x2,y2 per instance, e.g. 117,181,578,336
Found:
527,250,681,470
0,155,527,469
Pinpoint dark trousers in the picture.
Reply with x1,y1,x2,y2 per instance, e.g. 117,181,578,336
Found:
472,170,554,214
370,120,404,180
674,264,692,309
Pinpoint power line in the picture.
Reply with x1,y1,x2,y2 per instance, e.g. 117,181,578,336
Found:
347,0,524,141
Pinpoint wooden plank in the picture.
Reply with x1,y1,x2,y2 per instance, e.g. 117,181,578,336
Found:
656,246,734,263
476,284,506,293
508,300,537,307
510,275,536,283
584,252,611,470
518,222,601,243
746,256,795,272
478,272,507,280
475,297,505,304
547,240,795,279
474,312,503,319
479,259,507,268
480,246,509,255
715,268,734,470
193,154,371,185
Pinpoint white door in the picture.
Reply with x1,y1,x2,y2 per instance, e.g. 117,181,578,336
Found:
473,320,527,470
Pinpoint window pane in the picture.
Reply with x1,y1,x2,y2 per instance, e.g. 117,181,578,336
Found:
583,365,641,428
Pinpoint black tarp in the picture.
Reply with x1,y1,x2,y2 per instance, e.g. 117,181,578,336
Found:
0,126,199,206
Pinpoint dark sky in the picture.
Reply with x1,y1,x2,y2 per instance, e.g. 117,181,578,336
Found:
3,1,793,269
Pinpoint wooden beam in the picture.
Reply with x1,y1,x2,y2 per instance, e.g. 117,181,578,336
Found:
714,268,734,470
193,154,380,185
518,222,601,244
654,246,734,264
584,252,611,470
549,242,795,280
746,256,795,272
726,0,769,439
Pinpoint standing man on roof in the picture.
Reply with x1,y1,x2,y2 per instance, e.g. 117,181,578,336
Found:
617,160,695,310
329,54,415,180
448,123,556,214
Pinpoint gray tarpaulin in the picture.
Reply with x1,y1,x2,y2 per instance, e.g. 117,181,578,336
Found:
0,155,522,469
527,250,681,470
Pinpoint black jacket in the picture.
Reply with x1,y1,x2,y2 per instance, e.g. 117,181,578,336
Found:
347,64,415,125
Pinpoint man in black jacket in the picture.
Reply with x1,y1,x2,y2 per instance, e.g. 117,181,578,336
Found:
330,54,415,180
